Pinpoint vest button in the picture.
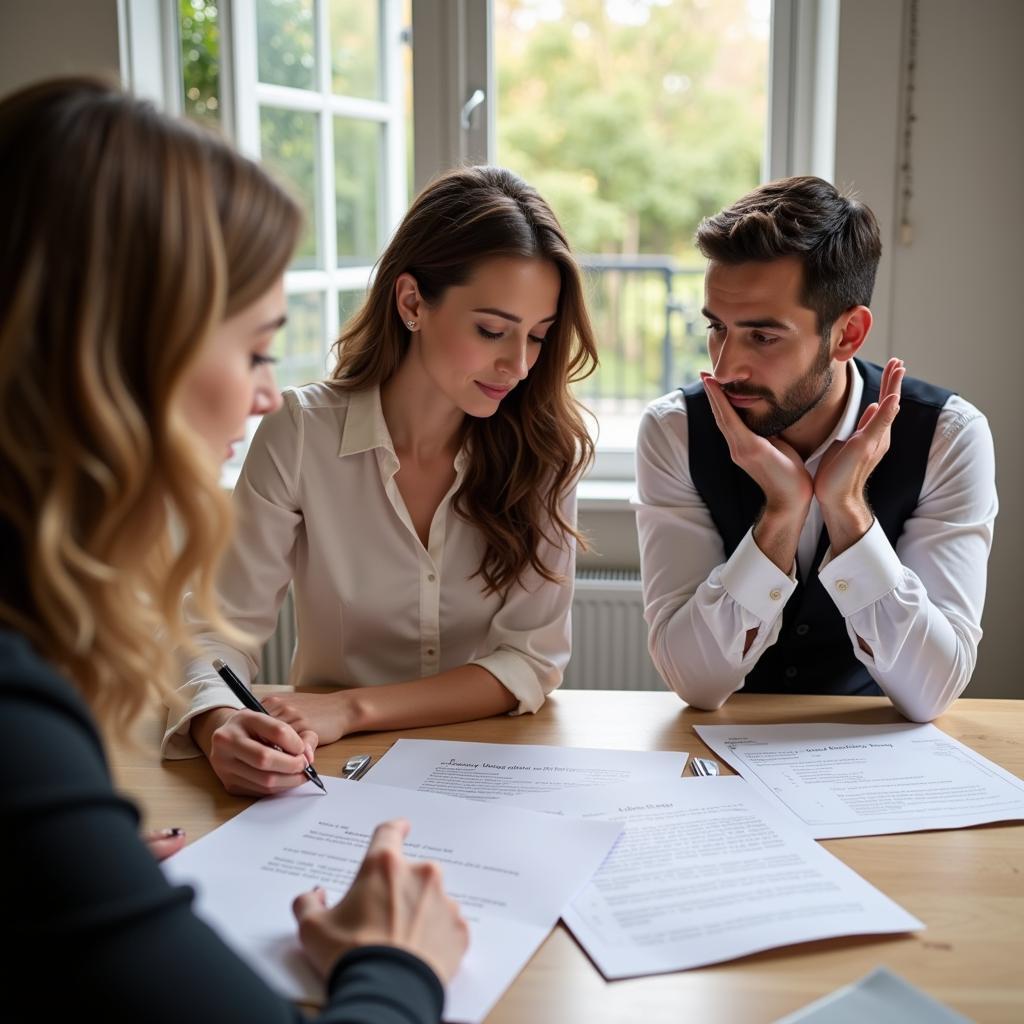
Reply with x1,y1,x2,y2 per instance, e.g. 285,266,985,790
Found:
795,624,810,636
785,666,798,679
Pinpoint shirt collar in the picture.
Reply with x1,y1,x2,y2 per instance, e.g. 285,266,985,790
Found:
337,383,471,477
805,359,864,466
338,385,394,459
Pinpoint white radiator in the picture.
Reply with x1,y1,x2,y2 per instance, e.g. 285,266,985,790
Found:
260,571,664,692
562,569,663,691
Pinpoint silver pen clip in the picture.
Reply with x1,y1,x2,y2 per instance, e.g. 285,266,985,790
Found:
341,754,373,781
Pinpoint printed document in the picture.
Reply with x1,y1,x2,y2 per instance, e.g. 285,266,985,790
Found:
694,723,1024,838
163,778,622,1023
505,776,922,979
364,738,687,800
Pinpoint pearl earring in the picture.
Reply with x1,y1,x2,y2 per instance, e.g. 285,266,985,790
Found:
405,320,417,330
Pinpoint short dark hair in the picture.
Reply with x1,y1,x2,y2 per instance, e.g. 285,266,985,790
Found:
695,175,882,337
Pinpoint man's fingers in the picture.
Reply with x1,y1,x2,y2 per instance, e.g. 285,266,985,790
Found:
862,393,900,444
701,374,747,444
856,401,879,433
881,358,905,401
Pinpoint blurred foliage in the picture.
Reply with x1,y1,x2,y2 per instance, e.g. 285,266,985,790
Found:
257,0,317,89
329,0,381,98
180,0,221,123
495,0,767,260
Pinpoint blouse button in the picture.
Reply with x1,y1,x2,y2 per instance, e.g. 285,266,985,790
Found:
426,648,435,656
427,573,436,582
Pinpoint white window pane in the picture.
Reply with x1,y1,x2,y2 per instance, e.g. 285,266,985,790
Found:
275,291,325,389
334,117,384,266
256,0,317,91
260,106,321,269
338,287,367,329
329,0,382,99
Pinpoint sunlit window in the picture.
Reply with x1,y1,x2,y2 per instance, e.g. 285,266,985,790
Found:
495,0,770,455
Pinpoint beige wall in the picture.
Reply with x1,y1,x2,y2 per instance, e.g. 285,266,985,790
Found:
0,0,120,98
834,0,1024,698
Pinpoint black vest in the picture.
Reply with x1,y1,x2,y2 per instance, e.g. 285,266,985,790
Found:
682,358,952,696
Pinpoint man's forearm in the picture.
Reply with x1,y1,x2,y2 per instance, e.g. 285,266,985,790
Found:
752,502,809,575
820,494,874,557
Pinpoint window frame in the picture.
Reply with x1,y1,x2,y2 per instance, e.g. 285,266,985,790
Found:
231,0,408,369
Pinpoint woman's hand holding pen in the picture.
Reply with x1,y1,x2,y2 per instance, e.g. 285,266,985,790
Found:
293,819,469,985
191,706,320,797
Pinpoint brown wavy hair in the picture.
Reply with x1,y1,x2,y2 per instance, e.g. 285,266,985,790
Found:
0,77,300,732
330,166,598,594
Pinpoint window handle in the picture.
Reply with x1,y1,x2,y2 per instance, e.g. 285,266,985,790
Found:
460,88,486,130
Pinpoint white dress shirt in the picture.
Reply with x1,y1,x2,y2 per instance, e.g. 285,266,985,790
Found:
164,383,575,758
634,361,997,722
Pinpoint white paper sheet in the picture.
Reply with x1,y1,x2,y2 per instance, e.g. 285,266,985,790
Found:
163,778,622,1023
364,738,688,800
504,776,922,979
694,722,1024,839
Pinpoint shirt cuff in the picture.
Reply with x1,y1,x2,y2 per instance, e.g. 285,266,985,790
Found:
470,648,547,716
818,518,904,615
718,527,797,623
161,692,244,760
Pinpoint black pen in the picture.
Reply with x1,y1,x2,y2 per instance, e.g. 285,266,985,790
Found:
212,658,326,794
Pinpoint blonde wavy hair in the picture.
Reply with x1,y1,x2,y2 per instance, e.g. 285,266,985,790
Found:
331,166,598,595
0,77,300,733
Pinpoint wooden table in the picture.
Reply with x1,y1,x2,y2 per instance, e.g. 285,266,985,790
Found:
110,692,1024,1023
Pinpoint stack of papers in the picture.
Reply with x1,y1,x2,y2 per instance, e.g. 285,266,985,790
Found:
168,726,1021,1016
695,722,1024,838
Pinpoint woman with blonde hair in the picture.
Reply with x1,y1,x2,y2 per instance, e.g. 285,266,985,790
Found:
172,165,600,795
0,76,465,1021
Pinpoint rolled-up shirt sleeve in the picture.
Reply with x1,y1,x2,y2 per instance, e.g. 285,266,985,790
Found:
163,398,305,758
817,403,997,722
634,398,795,710
470,487,577,715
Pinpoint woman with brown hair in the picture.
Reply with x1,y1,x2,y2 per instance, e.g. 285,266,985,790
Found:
0,76,465,1021
172,166,600,796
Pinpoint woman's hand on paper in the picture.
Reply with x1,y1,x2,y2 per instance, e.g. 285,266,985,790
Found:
192,707,320,796
293,818,469,985
262,690,357,746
